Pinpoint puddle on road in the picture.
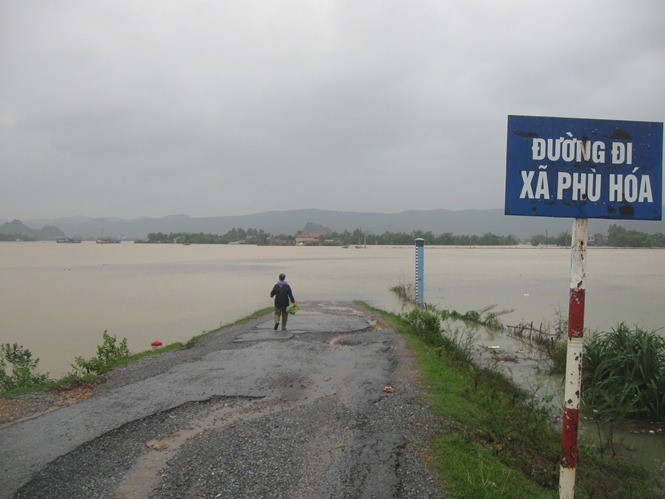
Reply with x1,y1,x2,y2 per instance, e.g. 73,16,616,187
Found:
276,384,309,402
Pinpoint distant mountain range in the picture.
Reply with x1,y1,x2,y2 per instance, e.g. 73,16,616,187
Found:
0,219,65,239
1,208,662,240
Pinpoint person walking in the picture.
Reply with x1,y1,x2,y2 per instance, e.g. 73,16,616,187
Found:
270,273,295,331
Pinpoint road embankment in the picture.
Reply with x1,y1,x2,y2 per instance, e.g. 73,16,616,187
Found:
1,302,442,498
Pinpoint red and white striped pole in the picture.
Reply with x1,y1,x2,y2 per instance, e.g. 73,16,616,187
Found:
559,218,588,498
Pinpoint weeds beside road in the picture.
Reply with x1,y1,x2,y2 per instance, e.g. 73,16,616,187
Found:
3,302,662,497
0,308,274,399
359,302,660,498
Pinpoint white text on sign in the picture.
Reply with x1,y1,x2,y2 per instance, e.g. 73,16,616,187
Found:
520,136,654,203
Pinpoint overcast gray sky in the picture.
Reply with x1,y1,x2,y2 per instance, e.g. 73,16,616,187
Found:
1,1,664,220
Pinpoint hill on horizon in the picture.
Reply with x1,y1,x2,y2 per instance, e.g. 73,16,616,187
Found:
14,207,665,240
0,219,65,239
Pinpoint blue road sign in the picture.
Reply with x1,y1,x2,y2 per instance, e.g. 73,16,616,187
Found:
505,115,662,220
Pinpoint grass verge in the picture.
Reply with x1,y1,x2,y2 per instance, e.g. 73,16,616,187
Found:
355,301,658,498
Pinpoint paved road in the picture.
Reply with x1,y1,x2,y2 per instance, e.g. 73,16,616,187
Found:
1,302,442,498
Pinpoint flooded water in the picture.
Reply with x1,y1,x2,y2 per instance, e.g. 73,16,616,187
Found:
2,241,664,472
446,320,665,474
1,242,664,377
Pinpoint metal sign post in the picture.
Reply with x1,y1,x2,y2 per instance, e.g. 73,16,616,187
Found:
505,115,662,498
415,238,424,306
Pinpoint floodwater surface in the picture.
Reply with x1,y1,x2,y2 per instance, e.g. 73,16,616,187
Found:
1,242,664,377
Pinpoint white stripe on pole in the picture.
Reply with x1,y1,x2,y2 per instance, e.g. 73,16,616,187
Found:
559,218,588,499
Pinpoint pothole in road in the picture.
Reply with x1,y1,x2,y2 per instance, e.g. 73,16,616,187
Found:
326,335,355,346
367,317,391,331
324,335,365,347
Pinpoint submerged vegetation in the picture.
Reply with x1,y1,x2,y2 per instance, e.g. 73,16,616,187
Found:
390,284,664,477
2,298,661,495
389,282,511,330
390,282,665,426
505,309,569,374
359,303,657,497
507,317,665,423
438,305,512,331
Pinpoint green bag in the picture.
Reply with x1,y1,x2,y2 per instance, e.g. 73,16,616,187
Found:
286,304,299,315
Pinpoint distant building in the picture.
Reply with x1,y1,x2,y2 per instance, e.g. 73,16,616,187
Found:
588,233,606,246
295,231,329,246
295,234,319,246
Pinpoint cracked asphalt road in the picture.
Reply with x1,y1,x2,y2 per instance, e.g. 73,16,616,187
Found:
1,302,443,498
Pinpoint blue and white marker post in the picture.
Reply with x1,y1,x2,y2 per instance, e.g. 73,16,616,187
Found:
415,238,425,306
506,115,662,498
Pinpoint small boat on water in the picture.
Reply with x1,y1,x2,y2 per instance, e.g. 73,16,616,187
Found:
96,229,121,244
57,238,82,243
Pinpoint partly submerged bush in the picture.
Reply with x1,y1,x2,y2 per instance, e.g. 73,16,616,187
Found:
72,330,130,375
401,308,444,348
439,305,510,330
0,343,50,392
390,281,417,305
583,324,665,421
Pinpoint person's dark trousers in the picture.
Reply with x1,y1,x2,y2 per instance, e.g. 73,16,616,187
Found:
274,307,288,330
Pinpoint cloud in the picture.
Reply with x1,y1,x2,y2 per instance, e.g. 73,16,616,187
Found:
1,0,663,218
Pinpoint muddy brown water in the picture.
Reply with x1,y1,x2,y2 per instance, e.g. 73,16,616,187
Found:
1,242,664,377
1,241,663,481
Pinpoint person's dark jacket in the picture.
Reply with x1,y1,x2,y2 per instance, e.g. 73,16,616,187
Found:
271,282,295,310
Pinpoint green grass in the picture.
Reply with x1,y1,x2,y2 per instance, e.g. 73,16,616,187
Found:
356,301,658,498
583,323,665,421
0,375,92,398
98,342,185,372
1,307,274,398
431,433,551,498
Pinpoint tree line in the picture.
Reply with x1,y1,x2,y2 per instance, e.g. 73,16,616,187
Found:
529,225,665,247
143,228,293,245
143,225,665,247
605,224,665,247
328,229,519,246
144,228,519,246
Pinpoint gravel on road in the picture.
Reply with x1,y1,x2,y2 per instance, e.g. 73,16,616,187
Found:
2,302,444,498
